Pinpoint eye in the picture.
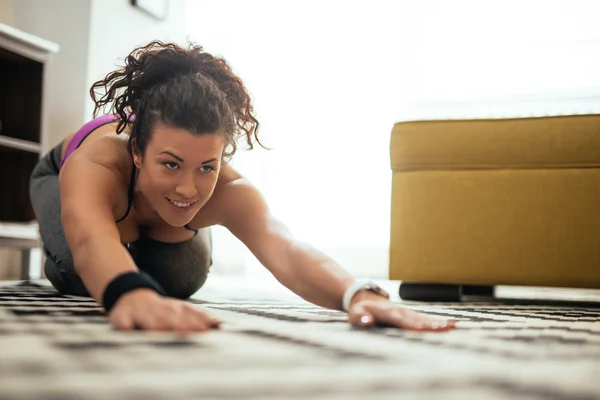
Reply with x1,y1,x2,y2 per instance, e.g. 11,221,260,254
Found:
200,165,215,173
163,161,179,170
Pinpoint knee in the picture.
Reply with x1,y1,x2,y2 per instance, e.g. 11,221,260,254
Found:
44,255,89,297
131,233,212,299
167,265,210,300
143,257,210,300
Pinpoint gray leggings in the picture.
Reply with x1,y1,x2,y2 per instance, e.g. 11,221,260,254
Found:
29,142,212,299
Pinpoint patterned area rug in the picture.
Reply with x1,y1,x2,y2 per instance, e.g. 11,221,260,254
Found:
1,279,600,400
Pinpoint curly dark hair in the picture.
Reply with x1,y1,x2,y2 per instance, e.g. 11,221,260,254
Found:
89,40,263,161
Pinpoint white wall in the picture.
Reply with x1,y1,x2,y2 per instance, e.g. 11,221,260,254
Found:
85,0,187,119
186,0,600,280
0,0,14,25
395,0,600,120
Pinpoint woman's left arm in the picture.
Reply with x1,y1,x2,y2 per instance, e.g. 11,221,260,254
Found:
218,179,455,332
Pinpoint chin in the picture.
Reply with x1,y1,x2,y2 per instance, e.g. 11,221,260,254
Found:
160,214,193,227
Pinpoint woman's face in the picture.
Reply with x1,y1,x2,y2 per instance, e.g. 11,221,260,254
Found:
132,122,225,227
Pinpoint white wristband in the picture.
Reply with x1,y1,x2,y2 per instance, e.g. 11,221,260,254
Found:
342,280,370,312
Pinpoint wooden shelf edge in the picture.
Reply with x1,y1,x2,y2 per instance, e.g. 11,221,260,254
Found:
0,135,41,153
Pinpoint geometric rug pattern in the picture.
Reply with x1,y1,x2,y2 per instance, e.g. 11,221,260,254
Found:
1,281,600,400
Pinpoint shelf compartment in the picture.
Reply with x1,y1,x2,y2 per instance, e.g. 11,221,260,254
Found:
0,147,39,222
0,46,43,144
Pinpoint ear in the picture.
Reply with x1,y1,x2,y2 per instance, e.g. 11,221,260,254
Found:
131,138,142,168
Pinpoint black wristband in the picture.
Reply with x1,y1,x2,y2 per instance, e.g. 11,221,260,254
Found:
102,271,166,312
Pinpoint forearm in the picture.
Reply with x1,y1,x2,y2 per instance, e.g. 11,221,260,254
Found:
71,234,139,303
274,240,356,311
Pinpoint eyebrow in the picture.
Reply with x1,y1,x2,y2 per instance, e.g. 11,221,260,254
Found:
159,151,217,164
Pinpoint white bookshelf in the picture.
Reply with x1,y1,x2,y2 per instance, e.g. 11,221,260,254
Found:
0,24,58,279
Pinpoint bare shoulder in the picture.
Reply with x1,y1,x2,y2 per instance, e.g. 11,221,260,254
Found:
62,130,131,180
59,132,132,219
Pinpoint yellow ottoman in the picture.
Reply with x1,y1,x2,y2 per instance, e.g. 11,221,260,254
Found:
389,114,600,300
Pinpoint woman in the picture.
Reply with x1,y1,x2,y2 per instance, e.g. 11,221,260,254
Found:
29,40,455,333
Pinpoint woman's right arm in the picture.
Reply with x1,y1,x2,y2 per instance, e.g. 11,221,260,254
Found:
59,156,221,333
59,157,137,302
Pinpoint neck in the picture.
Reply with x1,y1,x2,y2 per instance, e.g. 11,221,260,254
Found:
131,172,161,226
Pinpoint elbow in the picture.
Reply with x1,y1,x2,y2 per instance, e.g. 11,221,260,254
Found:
60,212,98,274
61,211,91,250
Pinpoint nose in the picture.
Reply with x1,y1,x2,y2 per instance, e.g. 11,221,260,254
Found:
175,173,197,199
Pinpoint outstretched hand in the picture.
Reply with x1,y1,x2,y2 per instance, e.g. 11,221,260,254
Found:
348,296,456,332
108,288,222,334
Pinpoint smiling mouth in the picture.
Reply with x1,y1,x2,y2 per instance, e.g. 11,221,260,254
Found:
166,197,197,208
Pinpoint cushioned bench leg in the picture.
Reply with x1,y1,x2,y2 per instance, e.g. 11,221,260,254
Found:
462,284,495,297
399,283,495,302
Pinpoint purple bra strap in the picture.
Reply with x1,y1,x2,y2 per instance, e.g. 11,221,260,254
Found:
59,114,118,169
